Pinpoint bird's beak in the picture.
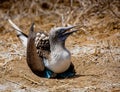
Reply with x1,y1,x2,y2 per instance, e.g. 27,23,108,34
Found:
62,26,77,37
59,26,77,41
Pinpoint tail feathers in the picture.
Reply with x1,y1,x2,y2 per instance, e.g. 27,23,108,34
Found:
8,19,28,47
17,32,28,47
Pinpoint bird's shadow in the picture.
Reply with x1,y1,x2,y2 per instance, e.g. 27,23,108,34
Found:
54,74,99,80
52,74,80,80
68,74,81,79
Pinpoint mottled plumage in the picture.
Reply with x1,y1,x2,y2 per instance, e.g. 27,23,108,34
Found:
35,32,50,58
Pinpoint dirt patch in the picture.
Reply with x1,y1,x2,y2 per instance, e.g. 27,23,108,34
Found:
0,0,120,92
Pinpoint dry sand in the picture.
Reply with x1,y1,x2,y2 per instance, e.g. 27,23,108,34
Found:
0,0,120,91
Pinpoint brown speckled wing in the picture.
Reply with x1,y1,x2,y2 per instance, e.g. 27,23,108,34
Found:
27,24,45,76
35,32,50,59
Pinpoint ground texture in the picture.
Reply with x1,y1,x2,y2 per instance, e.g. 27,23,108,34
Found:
0,0,120,92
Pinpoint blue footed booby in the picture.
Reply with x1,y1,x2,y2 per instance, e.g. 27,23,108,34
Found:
8,19,77,78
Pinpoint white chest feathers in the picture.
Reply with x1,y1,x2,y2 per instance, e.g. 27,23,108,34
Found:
44,50,71,73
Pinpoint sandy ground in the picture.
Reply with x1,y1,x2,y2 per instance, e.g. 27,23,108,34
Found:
0,0,120,92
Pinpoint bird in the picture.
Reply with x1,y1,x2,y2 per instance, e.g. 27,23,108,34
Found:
8,19,77,78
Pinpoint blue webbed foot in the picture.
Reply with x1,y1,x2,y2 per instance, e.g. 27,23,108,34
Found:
44,68,56,78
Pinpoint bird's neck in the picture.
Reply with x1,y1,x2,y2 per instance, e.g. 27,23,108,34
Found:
50,41,66,52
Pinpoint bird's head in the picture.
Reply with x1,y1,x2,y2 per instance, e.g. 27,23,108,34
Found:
49,26,77,43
